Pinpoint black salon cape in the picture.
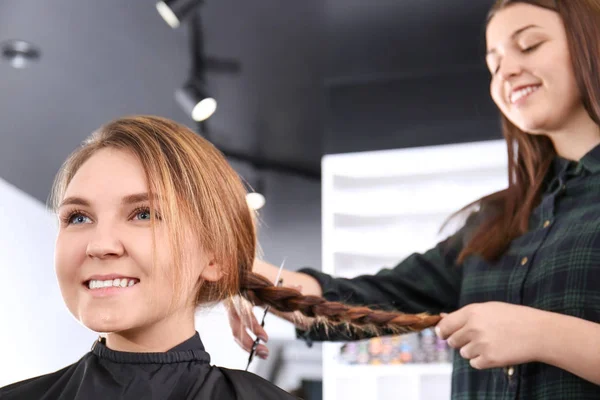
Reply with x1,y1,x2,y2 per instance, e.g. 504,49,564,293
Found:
0,332,298,400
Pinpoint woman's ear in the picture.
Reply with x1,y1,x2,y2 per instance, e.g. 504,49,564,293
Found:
199,258,223,282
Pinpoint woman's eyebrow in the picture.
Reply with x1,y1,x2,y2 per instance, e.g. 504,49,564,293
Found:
59,193,159,208
121,193,158,205
59,196,90,208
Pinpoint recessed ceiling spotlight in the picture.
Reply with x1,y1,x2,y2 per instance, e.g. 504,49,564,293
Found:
1,40,41,69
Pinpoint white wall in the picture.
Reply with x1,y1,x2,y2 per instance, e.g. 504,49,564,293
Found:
0,178,95,387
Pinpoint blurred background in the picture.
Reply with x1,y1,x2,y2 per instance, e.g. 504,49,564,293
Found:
0,0,503,399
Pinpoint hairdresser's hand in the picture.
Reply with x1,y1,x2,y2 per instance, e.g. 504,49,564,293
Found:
227,306,270,360
435,302,545,369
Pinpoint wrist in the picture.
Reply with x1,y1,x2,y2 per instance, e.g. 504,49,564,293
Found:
530,308,559,364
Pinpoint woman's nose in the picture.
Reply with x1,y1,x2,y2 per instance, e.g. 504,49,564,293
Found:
498,54,524,81
85,224,125,259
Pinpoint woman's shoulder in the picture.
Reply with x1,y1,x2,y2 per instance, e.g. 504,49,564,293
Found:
0,360,81,400
204,367,299,400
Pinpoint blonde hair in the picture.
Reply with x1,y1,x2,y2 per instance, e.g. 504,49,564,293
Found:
50,115,254,309
50,115,441,337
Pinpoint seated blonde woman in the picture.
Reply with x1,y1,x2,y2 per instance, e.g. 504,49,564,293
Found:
0,116,433,400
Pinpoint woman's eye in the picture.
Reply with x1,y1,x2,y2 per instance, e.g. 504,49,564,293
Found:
523,42,543,53
135,210,151,220
69,214,91,225
132,207,160,221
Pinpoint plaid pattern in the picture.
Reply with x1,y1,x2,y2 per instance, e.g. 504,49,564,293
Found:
298,145,600,399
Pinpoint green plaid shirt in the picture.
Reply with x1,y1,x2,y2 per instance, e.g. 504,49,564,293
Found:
298,145,600,399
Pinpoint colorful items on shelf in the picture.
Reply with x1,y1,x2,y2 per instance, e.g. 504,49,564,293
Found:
339,328,452,365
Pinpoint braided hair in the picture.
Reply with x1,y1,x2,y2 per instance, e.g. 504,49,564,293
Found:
241,271,441,336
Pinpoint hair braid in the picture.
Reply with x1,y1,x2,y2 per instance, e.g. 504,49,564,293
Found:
241,272,441,336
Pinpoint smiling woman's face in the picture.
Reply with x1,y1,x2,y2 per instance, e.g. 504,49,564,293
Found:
54,148,208,335
486,3,584,135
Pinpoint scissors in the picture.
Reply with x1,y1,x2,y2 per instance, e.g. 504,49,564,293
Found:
245,260,285,371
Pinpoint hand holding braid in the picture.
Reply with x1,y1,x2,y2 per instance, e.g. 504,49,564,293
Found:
241,271,441,336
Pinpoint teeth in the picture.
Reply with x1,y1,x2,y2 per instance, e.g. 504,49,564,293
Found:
511,85,540,104
87,278,138,290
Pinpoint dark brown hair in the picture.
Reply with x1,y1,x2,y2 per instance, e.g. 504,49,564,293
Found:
457,0,600,263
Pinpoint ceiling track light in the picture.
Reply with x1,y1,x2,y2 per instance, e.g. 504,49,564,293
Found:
156,0,203,29
244,177,266,211
169,6,241,123
175,80,216,121
246,191,266,211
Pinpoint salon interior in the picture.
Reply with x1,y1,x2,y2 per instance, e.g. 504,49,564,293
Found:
0,1,504,399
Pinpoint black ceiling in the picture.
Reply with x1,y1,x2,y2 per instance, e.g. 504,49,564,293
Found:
0,0,499,203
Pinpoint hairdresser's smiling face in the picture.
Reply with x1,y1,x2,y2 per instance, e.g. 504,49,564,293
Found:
54,148,208,338
486,3,584,134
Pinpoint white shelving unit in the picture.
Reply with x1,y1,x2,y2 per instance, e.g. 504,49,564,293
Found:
321,140,508,400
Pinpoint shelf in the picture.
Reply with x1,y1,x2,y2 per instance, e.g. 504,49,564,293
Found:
334,211,452,221
329,187,499,217
333,240,436,259
323,139,507,179
333,252,406,263
334,248,416,260
332,164,507,186
327,363,453,378
330,252,407,278
332,203,460,219
321,141,507,400
333,210,456,221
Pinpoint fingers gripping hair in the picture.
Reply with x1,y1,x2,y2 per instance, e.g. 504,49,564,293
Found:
241,272,441,336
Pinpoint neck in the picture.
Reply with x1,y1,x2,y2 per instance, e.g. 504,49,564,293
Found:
547,108,600,161
104,306,196,352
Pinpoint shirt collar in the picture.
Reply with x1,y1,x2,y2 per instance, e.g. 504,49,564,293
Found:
577,143,600,174
168,331,206,352
91,331,210,364
550,143,600,181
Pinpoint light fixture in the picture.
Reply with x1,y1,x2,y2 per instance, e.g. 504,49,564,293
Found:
1,40,40,69
175,81,217,121
156,0,203,29
244,176,266,211
166,4,240,123
246,192,266,211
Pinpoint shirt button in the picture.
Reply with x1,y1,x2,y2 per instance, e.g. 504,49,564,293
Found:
543,220,551,228
506,366,515,376
521,257,528,266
